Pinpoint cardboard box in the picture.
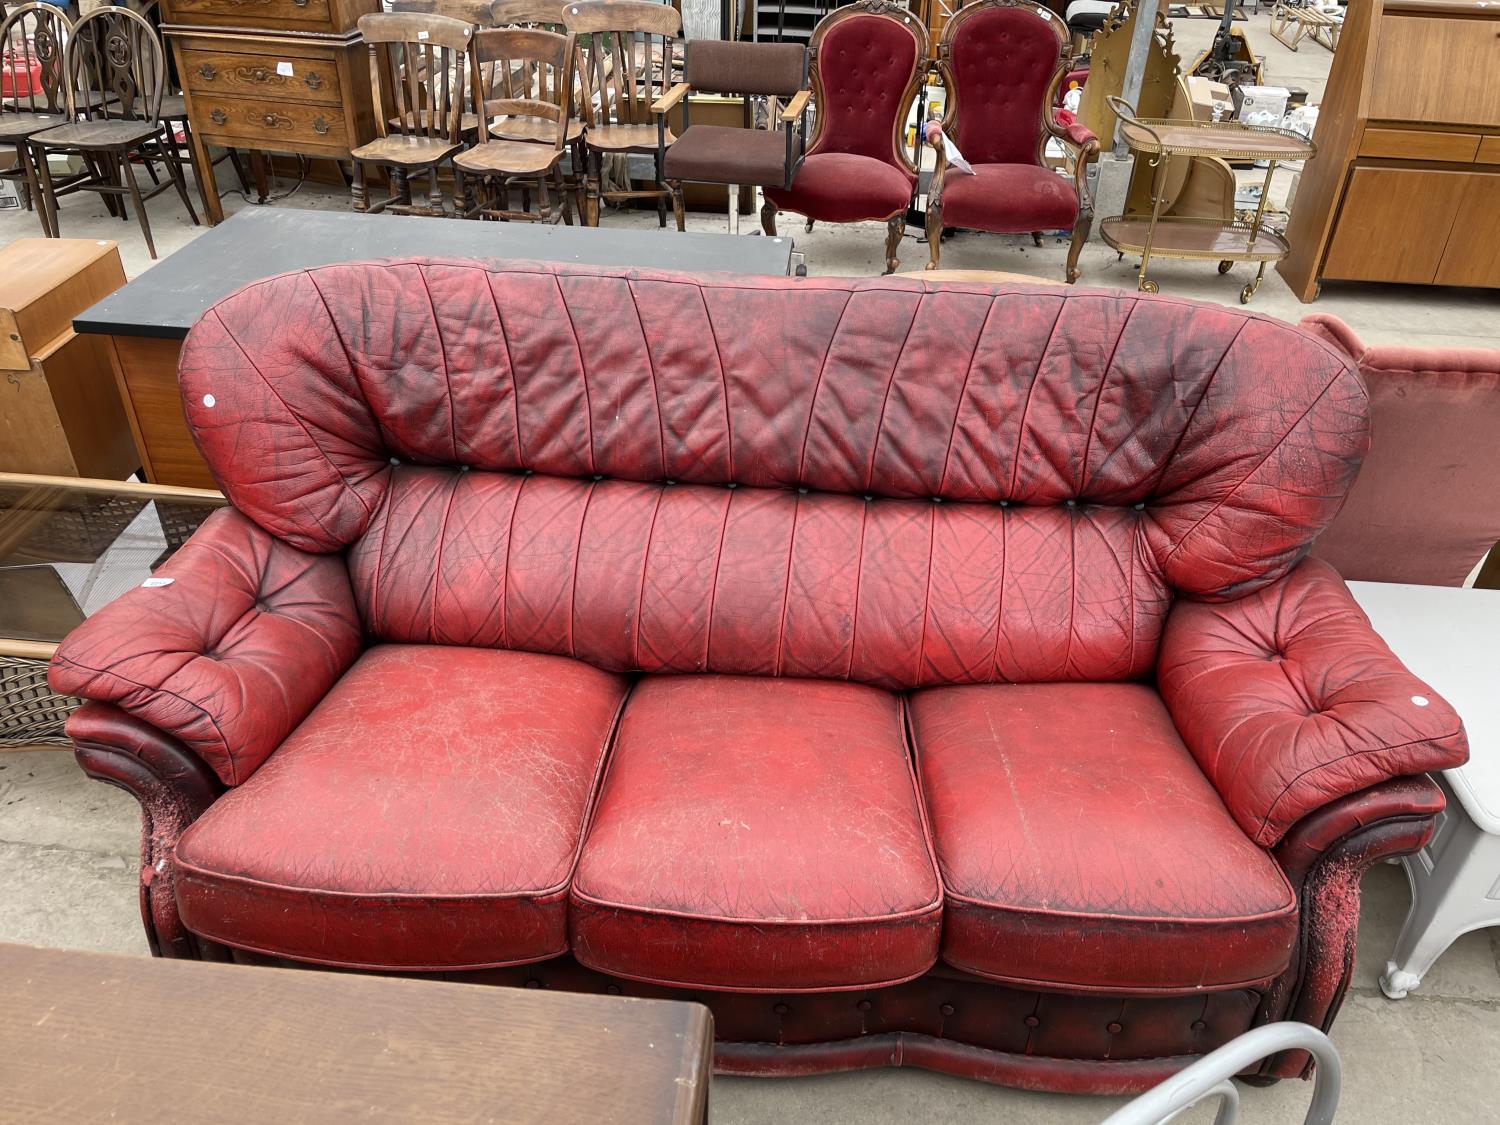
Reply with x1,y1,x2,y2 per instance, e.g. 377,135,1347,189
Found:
1183,77,1234,123
1236,85,1291,127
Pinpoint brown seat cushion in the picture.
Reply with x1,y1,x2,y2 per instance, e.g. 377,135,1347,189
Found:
664,125,794,188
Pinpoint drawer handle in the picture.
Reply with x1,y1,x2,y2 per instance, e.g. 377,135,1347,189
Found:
253,67,269,81
197,63,217,81
209,108,227,125
305,72,323,91
312,115,331,135
292,0,310,7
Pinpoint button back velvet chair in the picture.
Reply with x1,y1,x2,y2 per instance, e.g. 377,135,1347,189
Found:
761,0,927,274
656,40,809,234
924,0,1099,282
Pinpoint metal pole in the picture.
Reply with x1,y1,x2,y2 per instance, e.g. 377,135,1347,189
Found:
1113,0,1163,156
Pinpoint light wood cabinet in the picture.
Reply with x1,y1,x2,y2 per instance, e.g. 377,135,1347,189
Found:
1323,168,1469,284
1369,14,1500,128
1435,171,1500,286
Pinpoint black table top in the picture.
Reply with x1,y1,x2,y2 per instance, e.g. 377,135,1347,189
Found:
74,208,797,339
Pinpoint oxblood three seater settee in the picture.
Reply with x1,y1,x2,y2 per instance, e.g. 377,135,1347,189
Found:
50,262,1467,1093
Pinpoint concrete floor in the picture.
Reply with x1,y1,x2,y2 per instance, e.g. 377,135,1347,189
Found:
3,7,1499,1122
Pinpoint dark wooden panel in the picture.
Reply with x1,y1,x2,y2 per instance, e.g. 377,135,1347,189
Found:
181,46,343,106
108,336,215,488
1359,126,1480,162
2,943,713,1124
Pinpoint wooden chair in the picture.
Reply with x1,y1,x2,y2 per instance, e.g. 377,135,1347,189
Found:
27,6,198,258
761,0,927,274
654,39,809,234
454,27,574,223
489,0,569,27
389,0,502,21
351,12,474,216
563,0,681,228
924,0,1099,282
0,2,71,235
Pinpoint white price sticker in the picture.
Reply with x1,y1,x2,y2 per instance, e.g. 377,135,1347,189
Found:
417,29,429,39
276,61,293,77
142,577,175,588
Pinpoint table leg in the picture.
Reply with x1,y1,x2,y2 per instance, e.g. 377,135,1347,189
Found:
1381,814,1500,999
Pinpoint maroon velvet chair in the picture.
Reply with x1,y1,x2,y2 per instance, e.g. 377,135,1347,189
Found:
924,0,1099,282
1303,314,1500,587
760,0,927,274
49,265,1466,1095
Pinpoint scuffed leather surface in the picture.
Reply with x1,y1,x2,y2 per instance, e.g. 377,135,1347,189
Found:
351,466,1167,687
48,508,361,786
1273,774,1443,887
1159,559,1468,847
175,645,628,970
951,7,1060,166
911,682,1297,992
571,675,943,991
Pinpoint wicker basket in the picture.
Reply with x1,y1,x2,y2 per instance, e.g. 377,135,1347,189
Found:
0,655,76,748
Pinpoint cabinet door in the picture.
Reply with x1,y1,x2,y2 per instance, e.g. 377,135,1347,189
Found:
1435,172,1500,288
1322,167,1469,284
1370,14,1500,129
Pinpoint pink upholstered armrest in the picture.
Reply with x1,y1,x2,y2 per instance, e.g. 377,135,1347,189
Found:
1158,559,1468,847
1059,120,1097,150
48,508,362,787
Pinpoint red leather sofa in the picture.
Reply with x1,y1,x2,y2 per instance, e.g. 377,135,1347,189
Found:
50,263,1467,1094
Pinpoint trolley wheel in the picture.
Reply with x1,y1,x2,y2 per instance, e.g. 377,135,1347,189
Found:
1139,279,1159,294
1240,282,1257,304
1218,260,1234,274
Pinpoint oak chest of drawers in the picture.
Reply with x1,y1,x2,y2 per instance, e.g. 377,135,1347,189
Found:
162,0,383,223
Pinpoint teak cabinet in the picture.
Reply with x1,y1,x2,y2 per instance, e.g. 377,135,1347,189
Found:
162,0,382,224
1279,0,1500,300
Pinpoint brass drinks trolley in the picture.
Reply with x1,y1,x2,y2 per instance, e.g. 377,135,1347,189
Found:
1101,97,1315,303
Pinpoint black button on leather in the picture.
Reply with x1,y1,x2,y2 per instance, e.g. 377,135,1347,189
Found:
857,999,873,1011
940,1003,956,1016
1191,1020,1208,1032
1107,1021,1123,1034
1024,1015,1040,1028
773,1002,790,1015
525,978,542,989
604,984,621,995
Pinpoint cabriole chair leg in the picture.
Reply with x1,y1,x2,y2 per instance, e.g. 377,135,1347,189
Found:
761,199,778,236
884,214,904,274
1067,210,1093,284
925,199,943,270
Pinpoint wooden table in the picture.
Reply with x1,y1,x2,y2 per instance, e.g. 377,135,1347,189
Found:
1346,582,1500,1001
2,943,713,1123
73,208,799,488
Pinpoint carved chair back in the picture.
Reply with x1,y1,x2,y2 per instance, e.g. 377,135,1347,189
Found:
564,0,681,130
471,26,571,151
804,0,925,173
490,0,569,29
66,6,163,124
0,3,71,117
358,12,474,143
938,0,1068,166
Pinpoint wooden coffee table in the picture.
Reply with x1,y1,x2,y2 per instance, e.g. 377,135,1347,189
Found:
0,473,225,749
3,943,712,1123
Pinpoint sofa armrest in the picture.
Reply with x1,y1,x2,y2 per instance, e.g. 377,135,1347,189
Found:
48,508,362,787
1158,559,1467,847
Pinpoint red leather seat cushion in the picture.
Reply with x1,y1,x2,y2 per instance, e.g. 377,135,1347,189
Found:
571,676,943,991
910,682,1298,993
174,645,628,970
939,163,1080,233
763,152,916,223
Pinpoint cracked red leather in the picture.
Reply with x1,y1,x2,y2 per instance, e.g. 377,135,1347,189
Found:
1158,558,1468,847
571,676,943,991
1273,774,1444,887
174,645,629,970
48,507,362,786
909,682,1297,993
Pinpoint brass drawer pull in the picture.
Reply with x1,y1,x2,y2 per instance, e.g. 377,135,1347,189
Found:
292,0,310,7
253,67,269,81
197,62,217,80
305,72,323,91
209,108,227,125
312,115,331,135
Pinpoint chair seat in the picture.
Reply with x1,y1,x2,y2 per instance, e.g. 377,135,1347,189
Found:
909,682,1299,993
763,151,915,224
939,162,1081,233
173,645,629,971
585,123,674,153
352,134,463,166
663,124,791,188
571,676,943,992
490,115,584,144
0,109,67,141
454,138,564,176
159,94,187,120
31,119,159,150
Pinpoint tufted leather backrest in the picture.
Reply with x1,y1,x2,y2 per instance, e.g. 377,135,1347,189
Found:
948,3,1064,167
179,260,1367,689
808,9,922,164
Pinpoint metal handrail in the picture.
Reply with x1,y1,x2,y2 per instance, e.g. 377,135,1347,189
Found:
1101,1023,1341,1125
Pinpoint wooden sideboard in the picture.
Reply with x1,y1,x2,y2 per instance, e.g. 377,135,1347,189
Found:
163,0,382,224
1279,0,1500,300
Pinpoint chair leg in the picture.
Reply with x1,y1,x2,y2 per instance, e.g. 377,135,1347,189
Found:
924,197,943,271
120,148,157,260
585,149,602,227
726,183,738,236
656,185,667,228
429,166,444,215
555,167,572,226
227,148,252,194
760,199,778,237
669,179,685,233
163,133,200,227
351,160,368,212
805,218,814,232
1031,230,1044,247
1066,209,1093,285
19,143,50,237
884,215,905,275
31,143,59,238
537,172,553,225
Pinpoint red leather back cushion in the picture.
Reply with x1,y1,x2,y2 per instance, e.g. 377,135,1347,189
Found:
951,6,1060,166
809,14,918,162
1302,314,1500,586
348,467,1169,686
179,263,1366,662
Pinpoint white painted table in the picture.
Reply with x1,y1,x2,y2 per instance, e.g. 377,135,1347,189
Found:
1347,581,1500,1000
